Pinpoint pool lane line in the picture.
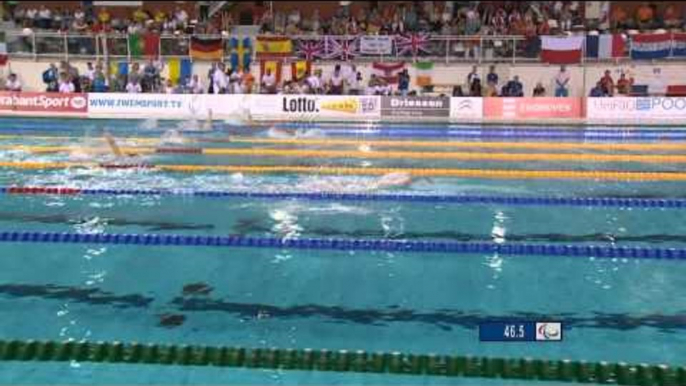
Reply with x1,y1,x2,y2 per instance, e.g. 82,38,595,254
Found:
9,145,686,164
2,161,686,181
0,230,685,260
4,186,686,208
7,135,686,152
8,135,686,152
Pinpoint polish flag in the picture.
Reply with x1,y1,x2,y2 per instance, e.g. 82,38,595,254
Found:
540,36,584,64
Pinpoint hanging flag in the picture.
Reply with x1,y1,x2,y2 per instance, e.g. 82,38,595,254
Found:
129,33,158,57
0,31,7,66
116,61,129,76
323,36,358,61
229,37,252,71
260,60,282,84
190,37,224,61
372,62,405,84
180,58,192,82
540,36,584,64
291,60,311,81
395,34,431,56
168,58,181,84
586,34,625,59
256,36,292,59
295,39,323,61
414,61,434,87
630,33,672,60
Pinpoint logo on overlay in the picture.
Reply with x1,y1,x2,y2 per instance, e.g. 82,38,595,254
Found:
535,322,562,341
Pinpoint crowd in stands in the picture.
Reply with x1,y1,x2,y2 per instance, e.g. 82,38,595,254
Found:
3,2,683,37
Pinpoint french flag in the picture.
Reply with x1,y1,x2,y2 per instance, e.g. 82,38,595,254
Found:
540,36,584,64
586,34,625,59
630,33,672,60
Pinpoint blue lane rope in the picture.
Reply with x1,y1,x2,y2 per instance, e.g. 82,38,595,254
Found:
3,187,686,208
0,230,685,259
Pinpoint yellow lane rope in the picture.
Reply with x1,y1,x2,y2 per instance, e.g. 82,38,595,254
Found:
226,137,686,152
2,134,686,152
7,145,686,164
0,161,685,181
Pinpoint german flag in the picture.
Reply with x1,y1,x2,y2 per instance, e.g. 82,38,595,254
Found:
190,37,224,61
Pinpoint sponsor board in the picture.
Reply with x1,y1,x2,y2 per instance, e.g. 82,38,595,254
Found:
0,92,88,115
359,36,394,55
484,97,583,119
88,93,201,119
250,95,381,120
381,96,450,118
587,97,686,120
449,97,483,120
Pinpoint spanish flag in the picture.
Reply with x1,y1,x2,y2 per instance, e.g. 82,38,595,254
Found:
190,37,224,61
260,60,282,84
256,36,292,59
291,60,311,81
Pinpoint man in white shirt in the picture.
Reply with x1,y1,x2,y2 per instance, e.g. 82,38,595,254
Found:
261,68,277,94
4,74,22,92
187,75,204,94
306,70,322,94
58,74,75,93
554,65,570,97
212,63,228,94
37,6,51,29
85,62,95,81
174,6,188,27
467,65,480,87
74,8,85,21
329,65,344,95
126,78,142,93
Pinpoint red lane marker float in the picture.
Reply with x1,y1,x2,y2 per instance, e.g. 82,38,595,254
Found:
7,186,82,195
98,163,155,169
155,147,203,154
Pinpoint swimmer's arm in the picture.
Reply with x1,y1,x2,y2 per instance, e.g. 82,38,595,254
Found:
103,132,123,157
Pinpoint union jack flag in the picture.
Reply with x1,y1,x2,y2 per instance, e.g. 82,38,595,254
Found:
295,39,324,61
323,36,358,61
395,34,432,56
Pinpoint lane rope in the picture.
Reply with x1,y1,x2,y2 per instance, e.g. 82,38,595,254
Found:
4,186,686,208
0,230,685,260
1,161,686,181
4,135,686,152
0,339,682,385
11,145,686,164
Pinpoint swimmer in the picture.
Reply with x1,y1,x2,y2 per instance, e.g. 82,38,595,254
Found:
103,131,139,158
159,129,188,145
372,172,413,189
296,172,413,193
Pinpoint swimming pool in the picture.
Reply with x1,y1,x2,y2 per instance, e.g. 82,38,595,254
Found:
0,117,685,385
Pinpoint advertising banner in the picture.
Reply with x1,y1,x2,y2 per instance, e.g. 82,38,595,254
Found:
88,93,201,119
0,92,87,115
587,97,686,121
250,95,381,121
449,97,483,120
359,36,394,55
381,96,450,117
484,97,583,119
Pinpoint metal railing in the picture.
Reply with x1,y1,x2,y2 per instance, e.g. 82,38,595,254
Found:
2,29,684,64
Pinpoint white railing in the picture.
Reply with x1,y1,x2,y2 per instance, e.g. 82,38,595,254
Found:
4,30,684,64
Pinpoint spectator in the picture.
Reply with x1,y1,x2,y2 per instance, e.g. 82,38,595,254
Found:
261,68,277,94
58,73,75,93
187,74,204,94
397,69,410,97
636,2,655,30
329,64,345,95
589,81,605,97
467,65,480,86
664,5,681,29
126,78,142,93
242,67,255,94
554,65,570,97
42,63,59,92
163,79,177,94
85,62,95,82
97,7,111,25
72,16,88,33
599,69,614,96
25,7,37,28
142,60,161,92
174,6,189,28
306,69,323,94
128,62,141,85
486,65,498,86
616,73,632,95
212,63,227,94
483,80,498,97
74,7,85,22
348,71,363,95
469,78,482,97
452,85,464,97
92,70,108,92
4,73,21,91
533,82,546,96
505,76,524,97
37,5,51,29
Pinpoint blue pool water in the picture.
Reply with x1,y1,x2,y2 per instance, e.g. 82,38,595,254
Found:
0,117,685,385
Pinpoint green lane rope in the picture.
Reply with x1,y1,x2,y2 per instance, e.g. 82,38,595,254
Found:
0,340,683,385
